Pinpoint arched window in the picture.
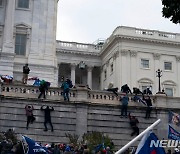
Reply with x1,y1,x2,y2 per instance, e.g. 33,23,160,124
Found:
162,80,176,96
138,78,153,92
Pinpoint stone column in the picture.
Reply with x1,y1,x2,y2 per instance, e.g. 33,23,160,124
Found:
0,0,15,76
87,66,93,89
71,63,76,86
2,0,15,53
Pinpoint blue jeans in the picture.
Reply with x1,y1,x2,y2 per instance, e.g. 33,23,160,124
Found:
63,89,69,101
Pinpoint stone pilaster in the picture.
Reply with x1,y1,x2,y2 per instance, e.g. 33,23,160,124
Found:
2,0,15,54
0,0,15,76
87,66,93,89
71,63,76,86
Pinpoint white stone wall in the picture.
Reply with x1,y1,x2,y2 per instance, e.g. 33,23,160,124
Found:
101,26,180,96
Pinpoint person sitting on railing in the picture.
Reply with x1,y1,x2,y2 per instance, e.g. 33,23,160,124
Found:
41,105,54,132
61,78,70,101
38,80,48,99
107,82,118,96
132,87,143,102
129,113,139,136
25,105,35,129
121,84,132,94
142,95,152,119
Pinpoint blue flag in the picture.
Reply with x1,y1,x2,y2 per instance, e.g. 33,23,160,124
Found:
135,131,165,154
168,125,180,141
168,111,180,126
22,136,48,154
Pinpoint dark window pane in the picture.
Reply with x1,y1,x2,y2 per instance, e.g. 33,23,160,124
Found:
0,0,3,6
18,0,29,8
15,34,26,56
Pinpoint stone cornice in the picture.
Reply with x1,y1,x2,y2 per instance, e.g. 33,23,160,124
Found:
56,49,100,56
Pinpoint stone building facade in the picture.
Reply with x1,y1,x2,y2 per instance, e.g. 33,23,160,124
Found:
0,0,180,96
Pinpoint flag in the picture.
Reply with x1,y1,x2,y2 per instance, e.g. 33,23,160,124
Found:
135,131,165,154
168,125,180,141
22,135,48,154
168,111,180,126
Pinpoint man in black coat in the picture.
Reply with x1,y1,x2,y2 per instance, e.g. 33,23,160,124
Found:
41,105,54,132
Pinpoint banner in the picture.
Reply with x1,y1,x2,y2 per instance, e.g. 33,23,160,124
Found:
22,135,48,154
168,125,180,141
168,111,180,126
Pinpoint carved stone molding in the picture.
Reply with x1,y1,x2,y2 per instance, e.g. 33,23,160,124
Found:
130,50,137,57
176,56,180,62
153,53,161,60
70,63,76,70
87,65,93,72
121,49,128,56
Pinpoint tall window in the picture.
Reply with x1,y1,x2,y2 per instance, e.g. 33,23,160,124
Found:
15,34,27,56
110,63,113,73
165,88,173,96
141,59,149,68
0,0,3,6
18,0,29,8
104,70,107,80
164,62,172,71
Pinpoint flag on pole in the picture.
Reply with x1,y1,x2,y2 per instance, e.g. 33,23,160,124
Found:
135,131,165,154
168,125,180,141
22,135,48,154
168,111,180,126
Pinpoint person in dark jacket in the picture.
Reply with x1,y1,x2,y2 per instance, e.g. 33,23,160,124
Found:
41,105,54,132
120,93,129,117
143,96,152,119
25,105,35,129
143,87,152,95
129,113,139,136
22,64,30,84
38,80,48,99
121,84,132,94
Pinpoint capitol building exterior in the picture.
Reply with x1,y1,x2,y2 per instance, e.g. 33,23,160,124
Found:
0,0,180,97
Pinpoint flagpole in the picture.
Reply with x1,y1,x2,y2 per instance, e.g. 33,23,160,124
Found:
115,119,161,154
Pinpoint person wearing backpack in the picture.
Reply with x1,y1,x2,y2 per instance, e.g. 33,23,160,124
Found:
38,80,48,99
61,78,70,101
22,63,30,84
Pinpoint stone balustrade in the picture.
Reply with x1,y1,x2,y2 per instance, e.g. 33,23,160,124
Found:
56,40,103,53
111,26,180,41
0,83,174,109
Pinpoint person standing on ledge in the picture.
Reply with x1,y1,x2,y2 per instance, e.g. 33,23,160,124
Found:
22,63,30,84
41,105,54,132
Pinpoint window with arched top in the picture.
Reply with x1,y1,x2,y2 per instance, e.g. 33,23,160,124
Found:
14,23,31,56
138,78,153,92
162,80,176,96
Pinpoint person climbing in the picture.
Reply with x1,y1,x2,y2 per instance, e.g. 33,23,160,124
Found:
41,105,54,132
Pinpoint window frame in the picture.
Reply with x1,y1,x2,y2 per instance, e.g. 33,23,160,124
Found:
16,0,30,10
15,34,27,56
141,59,150,69
164,61,172,71
165,88,173,96
110,63,113,74
104,70,107,80
0,0,3,7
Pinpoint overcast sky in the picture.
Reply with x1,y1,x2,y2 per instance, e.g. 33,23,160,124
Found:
56,0,180,44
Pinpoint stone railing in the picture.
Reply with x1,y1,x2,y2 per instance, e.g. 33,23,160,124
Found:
56,41,103,53
111,26,180,41
1,83,179,109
